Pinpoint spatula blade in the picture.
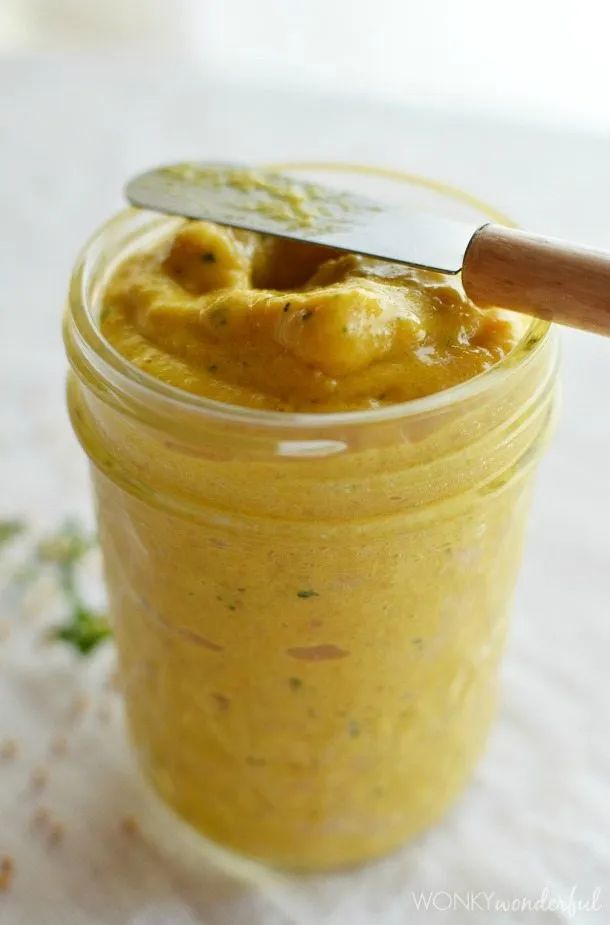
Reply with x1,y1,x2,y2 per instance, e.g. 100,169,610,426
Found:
125,162,485,275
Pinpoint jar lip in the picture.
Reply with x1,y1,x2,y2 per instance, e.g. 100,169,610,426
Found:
68,203,552,433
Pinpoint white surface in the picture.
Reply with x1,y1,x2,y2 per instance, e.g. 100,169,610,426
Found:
1,54,610,924
3,1,610,133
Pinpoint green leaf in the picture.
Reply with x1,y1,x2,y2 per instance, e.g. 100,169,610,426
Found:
296,589,319,599
53,605,111,656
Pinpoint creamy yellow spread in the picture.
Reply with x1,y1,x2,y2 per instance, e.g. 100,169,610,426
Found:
101,221,517,412
83,213,546,870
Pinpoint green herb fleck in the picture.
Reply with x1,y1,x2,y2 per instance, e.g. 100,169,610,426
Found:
53,605,111,656
2,519,111,656
201,251,216,263
302,310,314,321
288,677,303,691
411,637,423,648
296,589,319,599
39,521,110,656
283,302,291,313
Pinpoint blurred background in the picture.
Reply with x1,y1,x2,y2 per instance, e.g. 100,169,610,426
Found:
3,0,610,130
1,3,609,924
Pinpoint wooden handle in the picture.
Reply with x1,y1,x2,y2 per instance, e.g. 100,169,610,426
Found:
462,223,610,335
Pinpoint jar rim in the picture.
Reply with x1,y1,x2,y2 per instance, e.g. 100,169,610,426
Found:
67,167,552,433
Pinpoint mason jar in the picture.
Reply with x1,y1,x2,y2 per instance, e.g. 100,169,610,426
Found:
64,165,558,870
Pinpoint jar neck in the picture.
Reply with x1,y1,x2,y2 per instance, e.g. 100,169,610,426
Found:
65,209,556,458
66,335,558,528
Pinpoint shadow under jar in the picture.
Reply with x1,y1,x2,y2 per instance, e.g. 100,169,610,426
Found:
64,166,558,870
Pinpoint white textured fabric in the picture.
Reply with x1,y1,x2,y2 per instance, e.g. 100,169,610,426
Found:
0,55,609,925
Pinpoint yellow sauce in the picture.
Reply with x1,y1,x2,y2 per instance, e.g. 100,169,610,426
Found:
65,206,556,869
101,221,517,412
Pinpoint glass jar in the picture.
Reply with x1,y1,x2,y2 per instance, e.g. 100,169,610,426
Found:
64,165,558,870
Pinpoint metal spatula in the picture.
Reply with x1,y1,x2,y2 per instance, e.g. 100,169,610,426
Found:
126,162,610,336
